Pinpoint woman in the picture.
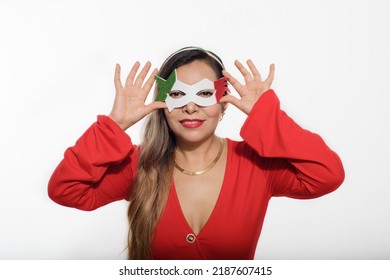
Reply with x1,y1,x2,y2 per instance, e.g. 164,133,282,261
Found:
48,47,345,260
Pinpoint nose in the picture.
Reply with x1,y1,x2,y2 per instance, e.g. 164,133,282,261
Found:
182,102,198,114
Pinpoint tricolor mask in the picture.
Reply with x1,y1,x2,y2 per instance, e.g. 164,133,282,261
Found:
155,69,229,112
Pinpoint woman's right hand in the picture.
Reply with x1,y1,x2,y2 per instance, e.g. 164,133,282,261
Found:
108,61,167,131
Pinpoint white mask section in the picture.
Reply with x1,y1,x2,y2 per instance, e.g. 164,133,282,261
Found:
165,79,217,112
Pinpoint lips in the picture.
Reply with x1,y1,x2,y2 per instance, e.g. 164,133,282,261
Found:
179,118,205,128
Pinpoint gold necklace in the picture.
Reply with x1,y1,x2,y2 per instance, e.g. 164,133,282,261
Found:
174,138,224,176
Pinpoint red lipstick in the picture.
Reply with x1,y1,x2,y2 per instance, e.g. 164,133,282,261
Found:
179,119,205,128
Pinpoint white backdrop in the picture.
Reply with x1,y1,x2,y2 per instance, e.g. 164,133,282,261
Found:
1,0,389,259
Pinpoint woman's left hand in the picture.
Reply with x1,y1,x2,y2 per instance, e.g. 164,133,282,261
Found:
220,60,275,115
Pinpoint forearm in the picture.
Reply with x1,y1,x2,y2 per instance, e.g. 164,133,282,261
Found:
240,90,345,198
48,115,137,210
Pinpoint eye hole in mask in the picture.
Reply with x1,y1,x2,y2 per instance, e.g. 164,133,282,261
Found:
197,90,216,98
168,90,216,99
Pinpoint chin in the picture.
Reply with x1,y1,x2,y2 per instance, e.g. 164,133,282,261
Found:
175,131,215,144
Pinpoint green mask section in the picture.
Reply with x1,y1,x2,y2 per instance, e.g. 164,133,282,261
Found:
155,69,177,102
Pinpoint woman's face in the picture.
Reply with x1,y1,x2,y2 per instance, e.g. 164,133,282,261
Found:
164,60,224,144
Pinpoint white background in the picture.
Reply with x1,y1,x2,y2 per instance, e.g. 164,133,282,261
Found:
0,0,389,259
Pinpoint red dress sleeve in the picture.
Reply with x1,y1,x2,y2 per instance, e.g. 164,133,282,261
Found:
48,115,139,210
240,90,345,198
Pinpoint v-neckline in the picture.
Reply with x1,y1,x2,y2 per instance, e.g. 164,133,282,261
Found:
171,139,231,237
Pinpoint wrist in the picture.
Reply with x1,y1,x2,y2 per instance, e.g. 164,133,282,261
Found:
107,113,131,131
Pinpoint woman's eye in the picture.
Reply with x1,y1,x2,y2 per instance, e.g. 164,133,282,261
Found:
168,91,185,99
197,91,214,98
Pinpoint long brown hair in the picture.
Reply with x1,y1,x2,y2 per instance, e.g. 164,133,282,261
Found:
127,47,225,259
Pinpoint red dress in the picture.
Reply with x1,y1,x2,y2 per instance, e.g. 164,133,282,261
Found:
48,90,345,259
